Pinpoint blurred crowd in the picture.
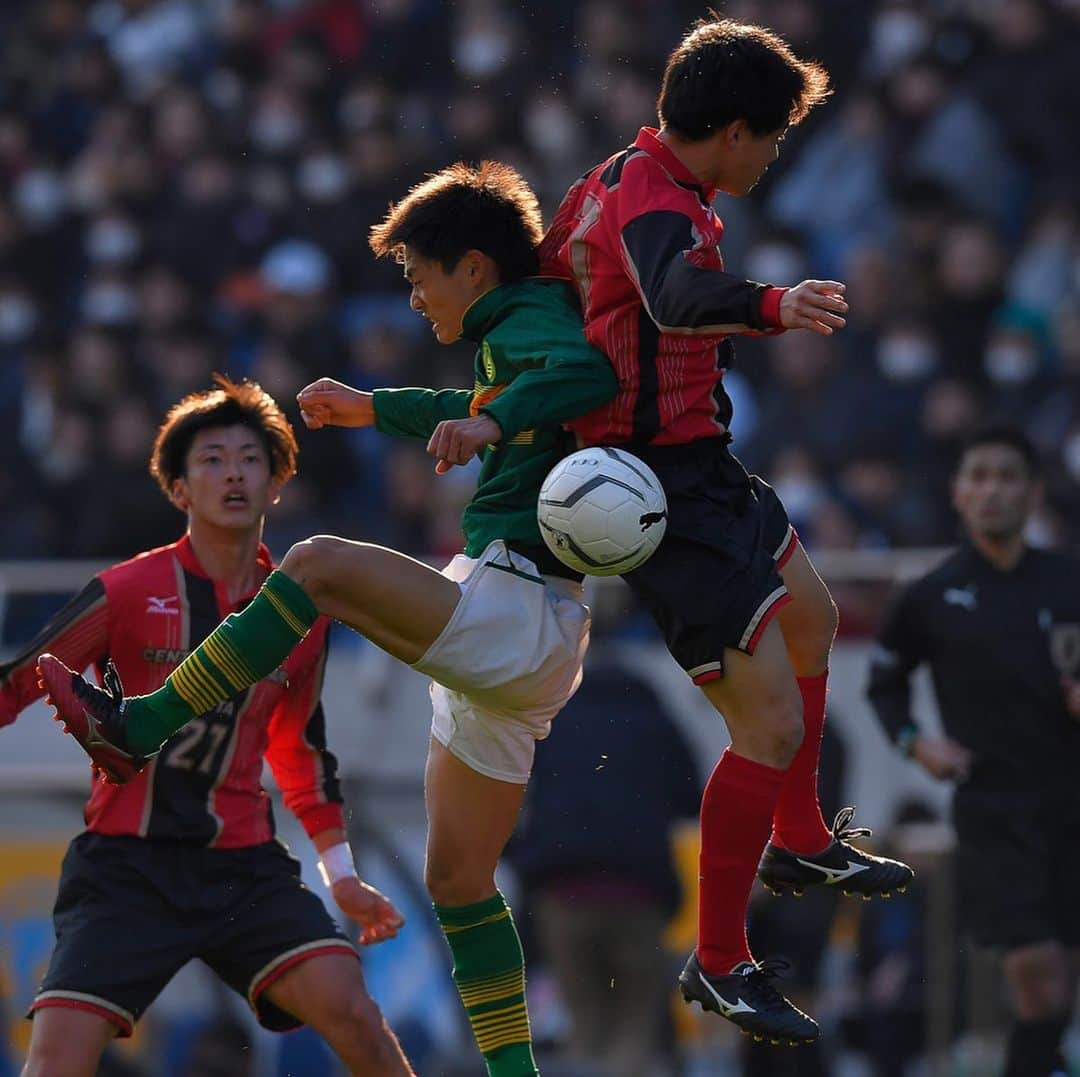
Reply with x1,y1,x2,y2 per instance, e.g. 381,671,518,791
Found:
0,0,1077,563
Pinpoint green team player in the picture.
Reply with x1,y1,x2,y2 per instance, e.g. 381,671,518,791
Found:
40,160,618,1077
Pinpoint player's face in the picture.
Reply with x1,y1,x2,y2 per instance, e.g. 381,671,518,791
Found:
173,425,280,531
952,444,1038,542
718,124,786,196
403,250,478,345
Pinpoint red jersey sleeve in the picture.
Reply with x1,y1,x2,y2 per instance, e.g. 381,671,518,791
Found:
0,577,110,727
264,622,346,838
617,157,783,336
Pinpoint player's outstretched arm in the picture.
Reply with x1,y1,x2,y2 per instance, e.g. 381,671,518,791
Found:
778,280,848,336
297,378,376,429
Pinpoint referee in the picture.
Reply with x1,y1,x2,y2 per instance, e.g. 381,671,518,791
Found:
867,424,1080,1077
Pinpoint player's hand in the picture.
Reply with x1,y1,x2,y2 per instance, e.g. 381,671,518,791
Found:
910,735,972,781
778,280,848,336
331,877,405,946
427,416,503,474
296,379,375,429
1062,676,1080,719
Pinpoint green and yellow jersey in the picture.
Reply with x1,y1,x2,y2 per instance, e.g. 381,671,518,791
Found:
373,278,618,561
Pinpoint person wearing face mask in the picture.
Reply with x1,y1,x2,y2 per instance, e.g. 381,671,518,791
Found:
867,425,1080,1077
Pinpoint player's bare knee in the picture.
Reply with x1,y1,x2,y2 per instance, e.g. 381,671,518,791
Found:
782,593,838,673
281,535,346,600
424,857,490,907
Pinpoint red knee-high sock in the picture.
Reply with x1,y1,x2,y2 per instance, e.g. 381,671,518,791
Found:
770,671,832,854
698,748,787,975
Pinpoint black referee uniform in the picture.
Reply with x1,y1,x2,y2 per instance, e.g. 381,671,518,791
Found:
866,542,1080,949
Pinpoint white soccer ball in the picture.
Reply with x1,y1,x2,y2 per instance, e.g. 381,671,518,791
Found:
537,447,668,576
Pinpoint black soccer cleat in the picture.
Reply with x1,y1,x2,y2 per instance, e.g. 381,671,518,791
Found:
678,952,819,1045
37,654,152,784
758,806,914,899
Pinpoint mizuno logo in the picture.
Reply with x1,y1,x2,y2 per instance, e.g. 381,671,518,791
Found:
146,596,179,615
794,858,871,884
697,973,756,1017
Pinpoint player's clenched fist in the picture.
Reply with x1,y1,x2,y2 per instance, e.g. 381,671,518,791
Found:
331,877,406,946
779,280,848,336
427,415,503,474
297,378,376,429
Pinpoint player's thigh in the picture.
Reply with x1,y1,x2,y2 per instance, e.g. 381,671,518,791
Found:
200,842,356,1033
424,737,527,903
699,618,804,767
775,542,838,677
23,1007,115,1077
283,536,460,664
261,952,376,1033
33,835,193,1040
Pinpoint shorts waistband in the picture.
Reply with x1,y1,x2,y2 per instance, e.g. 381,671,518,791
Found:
506,541,584,582
630,432,733,465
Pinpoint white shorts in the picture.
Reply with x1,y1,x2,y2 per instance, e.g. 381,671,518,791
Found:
412,540,590,784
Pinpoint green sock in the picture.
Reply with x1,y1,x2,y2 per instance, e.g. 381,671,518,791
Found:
435,892,538,1077
124,570,317,756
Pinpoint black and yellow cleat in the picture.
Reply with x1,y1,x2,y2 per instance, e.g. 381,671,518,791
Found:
758,806,913,899
678,953,819,1046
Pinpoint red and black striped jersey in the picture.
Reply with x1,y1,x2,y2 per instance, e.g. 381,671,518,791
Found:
539,126,787,447
0,536,344,847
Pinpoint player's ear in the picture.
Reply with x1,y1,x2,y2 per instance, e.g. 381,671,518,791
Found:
169,477,190,513
724,119,747,148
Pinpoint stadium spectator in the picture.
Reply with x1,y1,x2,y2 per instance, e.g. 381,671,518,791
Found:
868,424,1080,1077
0,2,1073,558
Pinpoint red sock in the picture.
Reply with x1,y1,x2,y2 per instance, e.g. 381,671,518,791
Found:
770,671,832,854
697,748,787,975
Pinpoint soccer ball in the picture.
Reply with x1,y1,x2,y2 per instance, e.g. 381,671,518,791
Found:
537,447,668,576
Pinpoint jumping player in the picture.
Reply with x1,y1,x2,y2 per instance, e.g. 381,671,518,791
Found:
538,16,912,1042
40,161,619,1077
3,377,413,1076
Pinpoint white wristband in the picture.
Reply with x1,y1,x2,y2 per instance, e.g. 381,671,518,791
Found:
317,842,358,887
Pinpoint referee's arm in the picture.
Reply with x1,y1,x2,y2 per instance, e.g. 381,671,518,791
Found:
866,586,925,746
865,585,971,780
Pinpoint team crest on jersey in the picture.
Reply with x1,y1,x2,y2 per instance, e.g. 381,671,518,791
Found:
481,340,496,382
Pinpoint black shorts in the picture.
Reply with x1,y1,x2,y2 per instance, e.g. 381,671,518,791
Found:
31,832,356,1036
626,438,796,682
953,788,1080,950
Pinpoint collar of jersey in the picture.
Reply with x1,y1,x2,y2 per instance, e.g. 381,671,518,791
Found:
461,280,528,343
174,533,274,584
634,126,716,201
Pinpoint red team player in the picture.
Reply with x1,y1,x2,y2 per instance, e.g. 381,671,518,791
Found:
1,378,413,1076
539,17,913,1042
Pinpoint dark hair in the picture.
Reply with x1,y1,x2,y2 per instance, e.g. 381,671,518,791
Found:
369,160,543,281
958,423,1041,477
658,16,831,139
150,374,298,495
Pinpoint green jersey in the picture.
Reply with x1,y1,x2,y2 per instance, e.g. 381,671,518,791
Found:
373,278,618,560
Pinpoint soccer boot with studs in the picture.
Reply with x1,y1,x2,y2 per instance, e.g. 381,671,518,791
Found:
758,806,914,899
678,952,819,1046
37,653,153,784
